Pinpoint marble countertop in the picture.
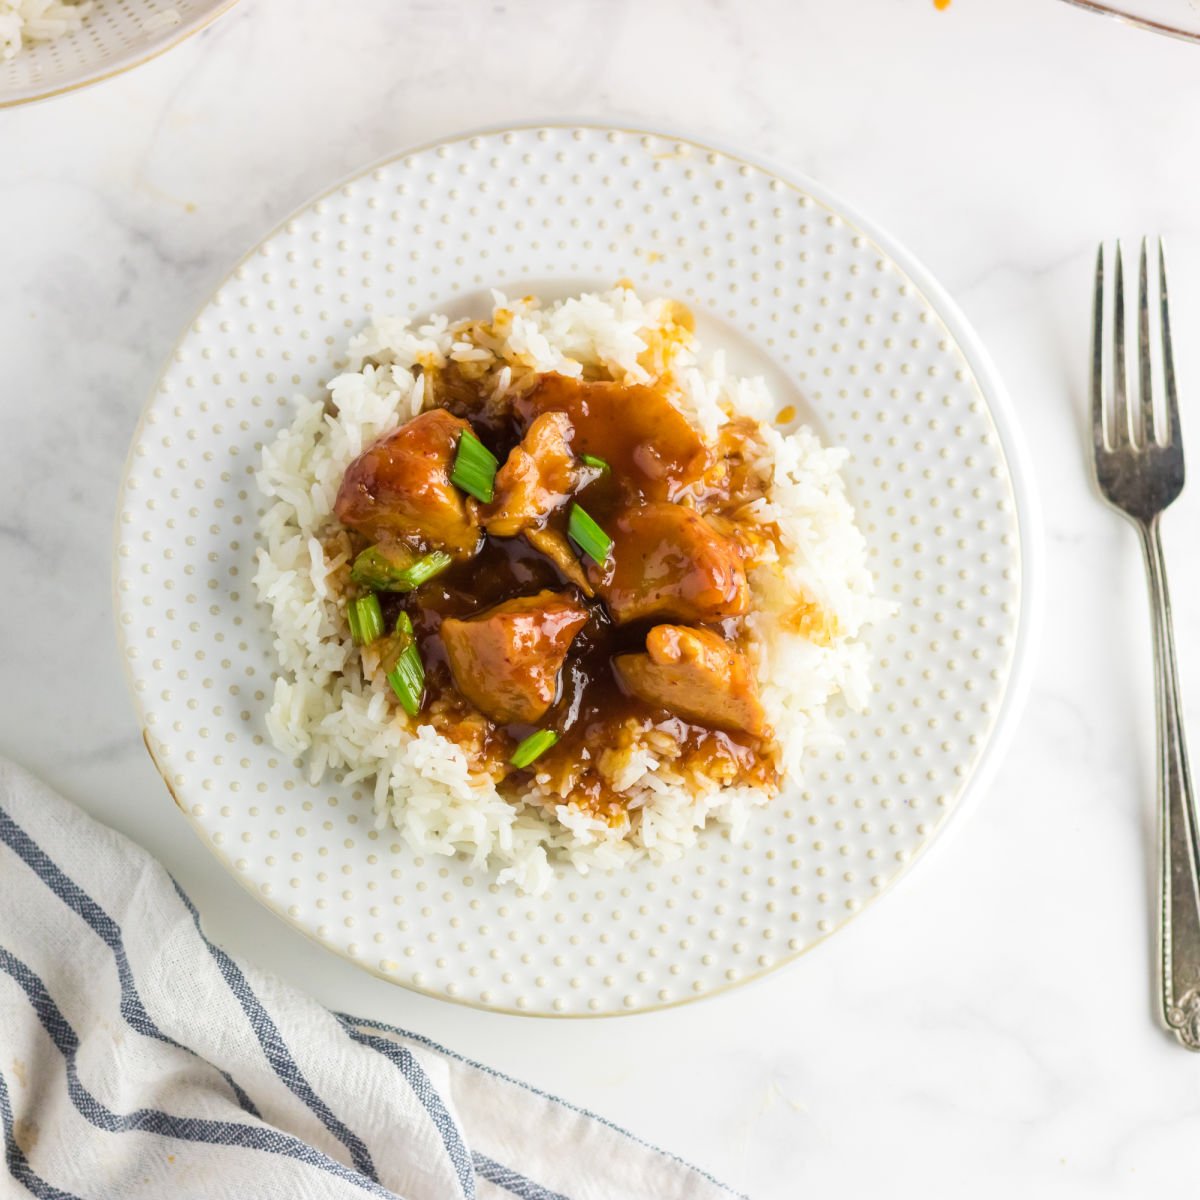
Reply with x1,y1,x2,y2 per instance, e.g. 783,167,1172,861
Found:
6,0,1200,1193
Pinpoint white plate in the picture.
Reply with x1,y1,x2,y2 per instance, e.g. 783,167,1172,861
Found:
1,0,240,108
115,124,1039,1017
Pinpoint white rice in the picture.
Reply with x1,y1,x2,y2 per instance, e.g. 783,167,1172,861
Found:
254,287,885,894
0,0,88,59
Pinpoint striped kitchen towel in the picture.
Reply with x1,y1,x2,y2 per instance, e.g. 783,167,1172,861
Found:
0,757,744,1200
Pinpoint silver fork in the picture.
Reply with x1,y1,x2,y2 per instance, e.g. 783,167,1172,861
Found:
1092,238,1200,1050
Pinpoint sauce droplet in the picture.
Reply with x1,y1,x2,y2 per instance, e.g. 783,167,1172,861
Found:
775,405,797,425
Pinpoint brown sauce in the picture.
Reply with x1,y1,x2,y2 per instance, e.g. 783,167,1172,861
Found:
354,363,780,817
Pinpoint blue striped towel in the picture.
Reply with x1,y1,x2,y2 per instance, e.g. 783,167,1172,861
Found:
0,758,744,1200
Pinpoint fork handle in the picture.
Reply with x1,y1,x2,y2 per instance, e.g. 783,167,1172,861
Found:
1138,516,1200,1049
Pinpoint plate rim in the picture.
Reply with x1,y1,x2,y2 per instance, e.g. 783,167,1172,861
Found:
113,119,1044,1017
0,0,244,109
1056,0,1200,44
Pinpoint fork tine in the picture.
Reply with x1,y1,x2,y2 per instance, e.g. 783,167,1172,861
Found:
1091,243,1107,453
1159,237,1182,449
1138,237,1156,446
1113,241,1131,446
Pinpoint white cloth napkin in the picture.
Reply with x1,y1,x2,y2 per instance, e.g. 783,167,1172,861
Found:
0,758,743,1200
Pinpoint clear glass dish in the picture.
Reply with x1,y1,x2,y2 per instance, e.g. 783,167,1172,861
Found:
1059,0,1200,42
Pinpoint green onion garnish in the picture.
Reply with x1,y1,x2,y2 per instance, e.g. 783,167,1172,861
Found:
567,503,613,564
386,612,425,717
450,430,499,503
397,550,452,589
347,594,384,645
351,545,452,592
579,453,610,474
386,659,423,718
509,729,559,769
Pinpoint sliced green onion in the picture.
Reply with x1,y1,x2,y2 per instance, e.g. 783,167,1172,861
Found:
386,616,425,718
347,594,384,645
398,550,452,589
351,544,415,589
386,661,423,718
450,430,499,503
579,453,610,474
509,729,559,769
351,545,452,592
567,502,613,564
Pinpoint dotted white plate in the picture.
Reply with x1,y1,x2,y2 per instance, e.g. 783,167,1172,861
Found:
1,0,240,107
114,124,1038,1016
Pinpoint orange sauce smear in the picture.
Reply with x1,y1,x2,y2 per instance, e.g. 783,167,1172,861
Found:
782,593,839,646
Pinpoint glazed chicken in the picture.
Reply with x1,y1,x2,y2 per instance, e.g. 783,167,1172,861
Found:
590,503,750,625
479,412,578,537
440,591,589,725
333,368,779,804
514,373,707,501
524,526,593,596
334,409,481,558
615,625,766,737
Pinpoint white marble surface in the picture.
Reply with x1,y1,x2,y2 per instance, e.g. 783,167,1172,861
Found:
6,0,1200,1193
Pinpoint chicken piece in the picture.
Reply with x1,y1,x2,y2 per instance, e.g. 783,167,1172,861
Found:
615,625,767,736
589,502,749,625
514,373,707,501
480,412,578,537
439,590,589,725
334,409,481,558
525,526,594,597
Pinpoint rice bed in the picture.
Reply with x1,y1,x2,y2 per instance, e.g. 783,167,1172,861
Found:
254,287,883,894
